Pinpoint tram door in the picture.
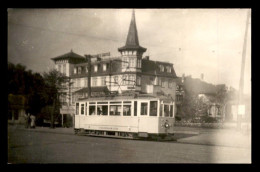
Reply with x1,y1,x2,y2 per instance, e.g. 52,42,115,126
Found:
75,103,80,128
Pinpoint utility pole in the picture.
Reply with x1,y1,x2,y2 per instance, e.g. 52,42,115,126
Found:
237,9,250,130
85,55,92,98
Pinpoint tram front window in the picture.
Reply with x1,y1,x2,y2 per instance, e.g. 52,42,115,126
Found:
141,103,148,115
89,106,96,115
97,105,108,115
150,101,157,116
81,104,84,115
164,105,170,117
123,105,131,116
170,105,173,117
110,105,121,116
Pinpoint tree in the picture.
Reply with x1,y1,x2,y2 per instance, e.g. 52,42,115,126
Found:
42,69,68,128
8,62,46,119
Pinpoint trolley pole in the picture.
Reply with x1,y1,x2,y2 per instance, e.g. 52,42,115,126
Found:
237,9,250,130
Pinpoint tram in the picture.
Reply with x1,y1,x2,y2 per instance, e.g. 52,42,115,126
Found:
74,94,175,140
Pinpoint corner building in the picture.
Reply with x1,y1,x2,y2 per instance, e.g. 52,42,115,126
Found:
51,10,178,123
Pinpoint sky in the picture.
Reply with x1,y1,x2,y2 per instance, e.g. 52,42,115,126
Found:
8,8,251,95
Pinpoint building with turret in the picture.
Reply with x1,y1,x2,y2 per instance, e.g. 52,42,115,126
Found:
51,10,178,125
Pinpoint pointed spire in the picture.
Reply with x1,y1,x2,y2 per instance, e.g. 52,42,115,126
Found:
125,9,139,46
118,9,146,53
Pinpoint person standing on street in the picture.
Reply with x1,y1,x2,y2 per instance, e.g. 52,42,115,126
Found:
30,115,36,129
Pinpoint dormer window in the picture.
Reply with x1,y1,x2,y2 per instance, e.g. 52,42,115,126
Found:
94,65,98,72
166,66,171,73
160,65,164,72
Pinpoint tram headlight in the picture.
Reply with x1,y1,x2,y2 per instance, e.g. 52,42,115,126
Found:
164,123,170,128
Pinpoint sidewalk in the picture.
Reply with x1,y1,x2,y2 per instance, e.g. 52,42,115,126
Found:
8,124,251,148
8,124,75,135
175,126,251,149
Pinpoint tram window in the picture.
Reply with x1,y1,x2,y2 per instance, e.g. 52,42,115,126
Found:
141,103,148,115
89,106,96,115
123,105,131,116
81,104,84,115
170,105,173,117
76,103,79,115
110,105,121,116
97,105,108,115
150,101,157,116
164,105,170,117
134,101,137,116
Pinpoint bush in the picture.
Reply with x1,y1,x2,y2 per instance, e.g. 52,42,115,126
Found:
175,116,182,121
201,116,218,123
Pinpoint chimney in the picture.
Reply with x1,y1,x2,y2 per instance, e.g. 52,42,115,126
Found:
144,56,149,60
182,73,185,83
201,73,204,81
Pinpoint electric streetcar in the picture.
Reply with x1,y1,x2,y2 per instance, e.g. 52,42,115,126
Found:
74,94,175,140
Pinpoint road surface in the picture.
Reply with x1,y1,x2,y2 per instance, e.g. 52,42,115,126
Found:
8,127,251,163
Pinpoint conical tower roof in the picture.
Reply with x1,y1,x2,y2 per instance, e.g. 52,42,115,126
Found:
118,10,146,53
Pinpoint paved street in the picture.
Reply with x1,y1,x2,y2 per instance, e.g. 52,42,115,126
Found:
8,125,251,163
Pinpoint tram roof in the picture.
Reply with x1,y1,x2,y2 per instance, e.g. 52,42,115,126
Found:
77,94,174,102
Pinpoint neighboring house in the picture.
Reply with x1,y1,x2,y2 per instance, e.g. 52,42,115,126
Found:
175,75,228,120
51,10,178,124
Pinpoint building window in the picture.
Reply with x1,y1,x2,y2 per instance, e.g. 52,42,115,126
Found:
141,103,148,115
158,78,162,86
58,65,62,73
160,65,164,72
129,58,135,68
137,59,141,68
113,76,118,85
94,65,98,72
63,64,66,75
84,78,88,87
78,67,82,74
74,67,77,74
162,79,167,88
92,78,97,86
103,64,107,71
129,75,135,85
168,79,173,88
150,101,158,116
101,77,106,86
166,66,171,73
77,79,80,87
136,76,141,85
